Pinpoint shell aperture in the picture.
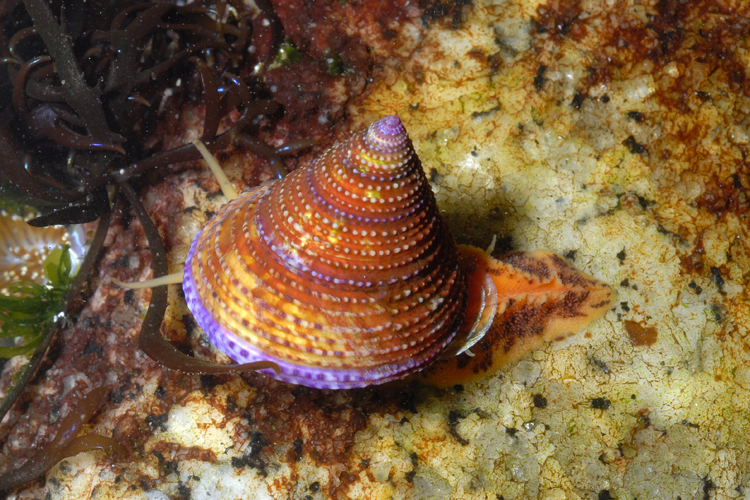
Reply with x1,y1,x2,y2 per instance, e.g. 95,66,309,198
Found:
183,116,467,389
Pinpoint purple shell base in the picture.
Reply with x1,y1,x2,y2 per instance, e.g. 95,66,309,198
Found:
182,228,448,390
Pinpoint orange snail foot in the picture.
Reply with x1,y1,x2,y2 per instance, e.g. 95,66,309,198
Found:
417,247,615,388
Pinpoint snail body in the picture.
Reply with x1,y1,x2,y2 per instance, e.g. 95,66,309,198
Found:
180,116,614,389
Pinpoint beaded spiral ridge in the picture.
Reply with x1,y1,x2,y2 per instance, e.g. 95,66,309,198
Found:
183,116,467,389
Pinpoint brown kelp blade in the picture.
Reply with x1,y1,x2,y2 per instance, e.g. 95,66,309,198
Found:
419,249,614,388
0,386,123,491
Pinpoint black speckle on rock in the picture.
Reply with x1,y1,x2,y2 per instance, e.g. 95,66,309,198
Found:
703,478,715,500
505,427,518,438
598,490,613,500
242,411,254,426
534,64,547,90
564,249,577,261
592,357,611,375
248,431,269,457
623,135,648,155
471,106,500,120
591,398,611,410
711,304,725,323
309,481,321,493
146,413,169,432
421,2,448,25
448,410,469,445
639,412,651,427
637,195,654,209
710,266,725,292
165,460,179,476
292,438,303,460
111,386,125,404
616,248,626,263
231,433,269,477
83,340,103,356
620,301,630,312
533,394,548,408
405,470,417,482
176,483,191,500
226,395,237,412
154,385,167,399
571,91,584,109
110,255,130,268
626,111,645,122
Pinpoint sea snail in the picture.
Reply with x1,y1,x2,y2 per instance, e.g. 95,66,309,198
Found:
119,115,613,389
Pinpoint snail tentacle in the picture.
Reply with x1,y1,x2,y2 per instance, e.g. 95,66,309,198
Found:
112,272,183,289
193,139,239,201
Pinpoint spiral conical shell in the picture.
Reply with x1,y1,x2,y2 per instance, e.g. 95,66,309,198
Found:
183,116,467,388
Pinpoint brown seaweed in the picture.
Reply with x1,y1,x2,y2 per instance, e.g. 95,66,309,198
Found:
0,386,124,491
0,0,294,488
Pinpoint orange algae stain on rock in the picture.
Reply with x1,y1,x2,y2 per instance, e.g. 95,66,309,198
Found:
418,250,614,388
623,320,658,347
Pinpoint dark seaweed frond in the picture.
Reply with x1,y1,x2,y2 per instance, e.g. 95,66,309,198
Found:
0,386,125,491
0,0,285,211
